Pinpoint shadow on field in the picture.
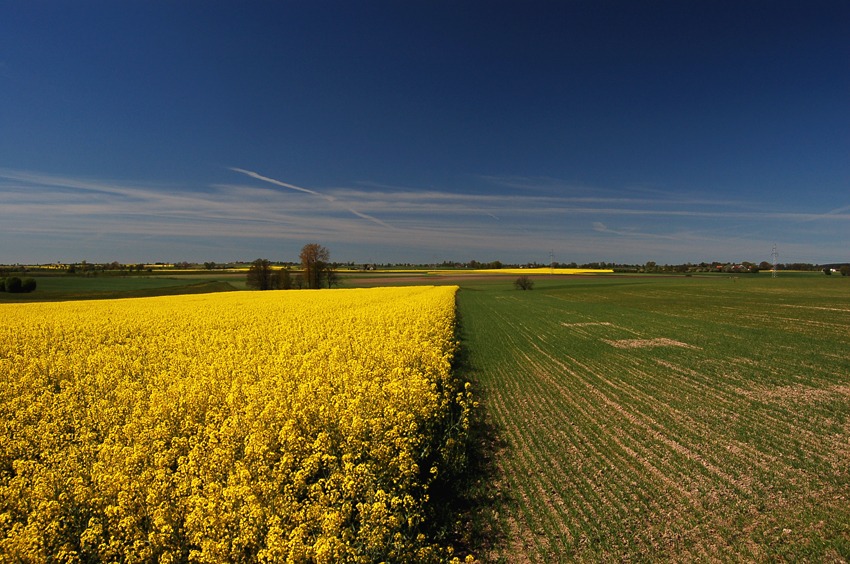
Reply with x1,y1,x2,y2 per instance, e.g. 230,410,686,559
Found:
426,310,510,562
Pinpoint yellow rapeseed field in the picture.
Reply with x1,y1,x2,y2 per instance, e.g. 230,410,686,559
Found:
460,268,612,275
0,286,474,563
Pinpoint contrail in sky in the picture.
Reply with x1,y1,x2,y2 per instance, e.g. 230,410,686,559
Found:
230,167,393,229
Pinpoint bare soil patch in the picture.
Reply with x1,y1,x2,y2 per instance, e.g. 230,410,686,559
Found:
744,383,850,404
603,338,700,350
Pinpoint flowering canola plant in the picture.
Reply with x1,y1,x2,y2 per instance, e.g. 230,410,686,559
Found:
0,286,474,563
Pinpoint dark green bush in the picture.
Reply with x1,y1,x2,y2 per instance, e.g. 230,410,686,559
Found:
22,278,37,293
5,277,22,293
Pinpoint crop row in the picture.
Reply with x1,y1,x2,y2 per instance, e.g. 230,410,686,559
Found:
458,278,850,561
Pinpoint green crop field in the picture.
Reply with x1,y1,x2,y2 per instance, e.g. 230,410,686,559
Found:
0,274,239,302
457,274,850,562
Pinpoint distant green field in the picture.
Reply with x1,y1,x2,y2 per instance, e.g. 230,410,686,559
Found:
456,274,850,561
0,274,239,302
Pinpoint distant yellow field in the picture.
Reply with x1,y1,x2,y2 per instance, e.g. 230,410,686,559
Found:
367,268,613,275
460,268,613,275
0,287,473,563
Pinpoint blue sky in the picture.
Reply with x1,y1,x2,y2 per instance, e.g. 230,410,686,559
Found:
1,1,848,265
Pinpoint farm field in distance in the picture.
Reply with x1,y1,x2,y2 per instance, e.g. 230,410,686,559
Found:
457,274,850,562
0,266,614,302
0,273,240,302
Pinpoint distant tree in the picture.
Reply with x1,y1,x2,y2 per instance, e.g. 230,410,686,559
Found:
272,267,292,290
21,278,37,293
514,276,534,290
246,258,274,290
840,265,850,277
293,274,305,290
325,269,341,289
300,244,330,289
204,261,217,270
0,279,5,292
823,267,832,275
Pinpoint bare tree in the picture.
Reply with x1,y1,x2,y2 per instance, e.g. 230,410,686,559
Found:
325,268,341,289
300,244,330,289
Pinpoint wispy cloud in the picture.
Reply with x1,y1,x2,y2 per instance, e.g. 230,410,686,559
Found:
1,168,847,263
319,185,850,223
229,167,394,229
0,168,335,234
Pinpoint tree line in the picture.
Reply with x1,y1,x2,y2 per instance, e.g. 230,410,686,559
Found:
246,244,339,290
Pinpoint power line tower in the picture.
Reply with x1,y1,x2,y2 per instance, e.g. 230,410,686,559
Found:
772,243,778,278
